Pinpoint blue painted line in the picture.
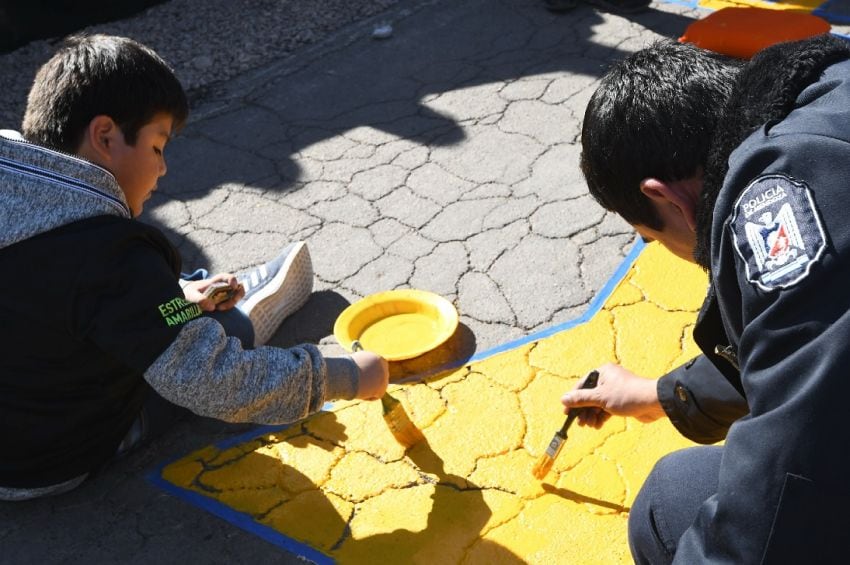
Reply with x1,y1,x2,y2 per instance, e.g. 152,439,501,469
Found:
147,465,334,564
662,0,700,8
393,237,646,384
658,0,850,26
392,238,646,384
465,238,645,364
820,7,850,24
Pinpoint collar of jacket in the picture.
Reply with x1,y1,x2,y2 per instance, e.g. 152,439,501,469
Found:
693,34,850,270
0,131,132,250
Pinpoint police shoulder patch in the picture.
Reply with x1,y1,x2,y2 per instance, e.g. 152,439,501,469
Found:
729,174,825,291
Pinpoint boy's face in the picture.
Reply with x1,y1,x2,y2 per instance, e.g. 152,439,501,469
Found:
107,113,173,217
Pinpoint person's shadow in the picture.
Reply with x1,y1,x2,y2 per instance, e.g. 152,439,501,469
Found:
187,410,523,562
331,437,525,562
139,1,698,272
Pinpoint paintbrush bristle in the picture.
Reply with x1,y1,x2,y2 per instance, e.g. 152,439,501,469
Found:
533,431,567,480
385,413,425,447
531,453,555,480
381,392,425,448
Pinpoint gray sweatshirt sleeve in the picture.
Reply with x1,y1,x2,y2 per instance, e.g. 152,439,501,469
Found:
143,317,360,424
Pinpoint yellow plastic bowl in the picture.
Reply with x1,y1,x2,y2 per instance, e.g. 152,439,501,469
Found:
334,289,459,361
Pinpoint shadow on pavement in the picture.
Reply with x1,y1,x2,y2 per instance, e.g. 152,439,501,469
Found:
542,482,630,513
164,421,526,562
270,290,352,348
141,0,696,269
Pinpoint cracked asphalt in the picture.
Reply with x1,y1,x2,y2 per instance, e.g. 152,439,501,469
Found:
0,0,765,562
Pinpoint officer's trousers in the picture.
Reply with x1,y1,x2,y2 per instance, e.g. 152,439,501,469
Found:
628,446,723,564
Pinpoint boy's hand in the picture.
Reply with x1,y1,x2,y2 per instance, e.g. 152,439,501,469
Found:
351,351,390,400
560,363,665,428
182,274,244,312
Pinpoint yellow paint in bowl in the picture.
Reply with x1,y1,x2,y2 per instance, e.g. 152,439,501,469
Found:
334,289,459,361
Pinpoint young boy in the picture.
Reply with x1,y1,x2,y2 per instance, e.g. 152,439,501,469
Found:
0,34,389,501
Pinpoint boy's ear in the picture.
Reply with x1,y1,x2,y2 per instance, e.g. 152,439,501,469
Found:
82,115,122,163
639,177,699,232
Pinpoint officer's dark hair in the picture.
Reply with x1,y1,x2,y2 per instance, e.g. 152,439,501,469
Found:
580,39,741,229
22,34,189,154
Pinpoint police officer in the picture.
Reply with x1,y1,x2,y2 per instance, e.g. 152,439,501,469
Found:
568,35,850,563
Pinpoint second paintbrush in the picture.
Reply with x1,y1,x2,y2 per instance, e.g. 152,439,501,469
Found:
531,370,600,480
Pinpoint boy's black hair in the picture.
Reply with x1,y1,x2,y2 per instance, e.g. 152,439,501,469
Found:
22,34,189,154
580,39,741,229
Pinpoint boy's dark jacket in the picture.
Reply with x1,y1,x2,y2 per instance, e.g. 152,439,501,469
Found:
659,35,850,561
0,132,358,488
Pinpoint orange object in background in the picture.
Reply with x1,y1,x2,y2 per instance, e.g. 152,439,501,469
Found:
680,7,831,58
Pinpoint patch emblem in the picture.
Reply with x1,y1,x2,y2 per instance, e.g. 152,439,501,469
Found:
729,174,825,291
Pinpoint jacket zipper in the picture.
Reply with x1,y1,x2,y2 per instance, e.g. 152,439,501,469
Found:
714,344,740,371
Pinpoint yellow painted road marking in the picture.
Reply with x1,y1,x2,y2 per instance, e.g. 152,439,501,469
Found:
160,244,708,563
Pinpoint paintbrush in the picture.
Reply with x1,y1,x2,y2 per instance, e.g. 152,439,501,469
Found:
531,370,600,480
352,340,425,448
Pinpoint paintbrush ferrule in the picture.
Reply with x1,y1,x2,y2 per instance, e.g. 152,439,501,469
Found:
544,433,567,459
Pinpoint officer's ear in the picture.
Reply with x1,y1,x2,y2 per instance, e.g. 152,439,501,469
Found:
639,177,701,233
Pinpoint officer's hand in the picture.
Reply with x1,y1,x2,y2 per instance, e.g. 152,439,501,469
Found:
560,363,665,429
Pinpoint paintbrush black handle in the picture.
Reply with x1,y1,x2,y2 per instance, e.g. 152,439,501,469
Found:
558,370,600,436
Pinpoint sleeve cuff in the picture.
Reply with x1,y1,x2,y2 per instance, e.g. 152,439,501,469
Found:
657,370,692,439
324,356,360,401
657,356,740,445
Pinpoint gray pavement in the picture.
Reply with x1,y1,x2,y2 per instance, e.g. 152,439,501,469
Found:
0,0,762,562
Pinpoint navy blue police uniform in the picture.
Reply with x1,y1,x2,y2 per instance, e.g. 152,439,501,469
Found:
644,35,850,563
